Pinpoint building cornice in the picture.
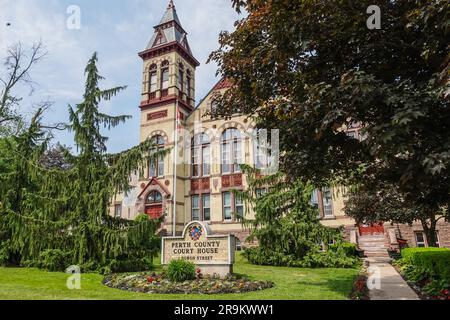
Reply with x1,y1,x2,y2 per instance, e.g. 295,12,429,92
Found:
138,41,200,67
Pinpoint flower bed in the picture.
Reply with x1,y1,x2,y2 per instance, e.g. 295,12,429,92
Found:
349,267,369,300
103,272,274,295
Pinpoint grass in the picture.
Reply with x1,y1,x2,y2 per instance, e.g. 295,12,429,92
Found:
0,254,359,300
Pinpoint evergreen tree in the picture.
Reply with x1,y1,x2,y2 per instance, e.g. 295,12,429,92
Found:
237,166,357,268
0,53,165,272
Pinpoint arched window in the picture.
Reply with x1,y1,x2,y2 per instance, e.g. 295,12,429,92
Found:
192,133,210,177
160,61,169,95
149,64,157,98
146,190,163,204
178,63,184,94
149,135,165,177
221,128,242,174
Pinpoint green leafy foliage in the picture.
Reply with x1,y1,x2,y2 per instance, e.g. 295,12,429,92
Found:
209,0,450,243
36,249,73,272
401,248,450,283
398,247,450,298
329,243,359,257
166,259,196,283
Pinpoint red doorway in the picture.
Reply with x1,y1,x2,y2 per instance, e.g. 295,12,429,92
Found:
145,205,163,219
359,223,384,236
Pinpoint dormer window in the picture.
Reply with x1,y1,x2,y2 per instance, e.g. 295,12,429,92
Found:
154,30,167,46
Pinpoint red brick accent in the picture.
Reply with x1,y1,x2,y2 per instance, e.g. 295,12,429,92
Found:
222,174,243,188
147,110,168,121
190,178,210,193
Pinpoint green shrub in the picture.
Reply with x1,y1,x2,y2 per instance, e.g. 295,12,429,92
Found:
243,247,359,268
401,247,450,283
166,259,196,282
38,249,73,272
329,242,359,257
108,256,153,273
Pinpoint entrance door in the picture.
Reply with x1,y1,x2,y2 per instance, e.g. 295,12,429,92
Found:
359,223,384,236
145,205,163,219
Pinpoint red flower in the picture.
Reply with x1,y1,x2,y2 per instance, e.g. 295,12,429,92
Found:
147,277,155,283
196,268,202,274
441,289,449,296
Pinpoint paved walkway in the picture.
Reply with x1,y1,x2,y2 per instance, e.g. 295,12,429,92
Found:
366,258,419,300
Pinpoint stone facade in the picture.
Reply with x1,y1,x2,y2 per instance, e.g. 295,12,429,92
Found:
110,1,450,250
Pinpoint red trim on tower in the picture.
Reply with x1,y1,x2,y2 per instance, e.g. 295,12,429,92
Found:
140,96,194,113
138,41,200,67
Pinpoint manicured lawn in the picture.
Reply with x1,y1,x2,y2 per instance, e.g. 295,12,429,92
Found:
0,254,359,300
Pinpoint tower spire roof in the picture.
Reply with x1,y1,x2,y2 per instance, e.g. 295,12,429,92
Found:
158,0,181,26
140,1,199,66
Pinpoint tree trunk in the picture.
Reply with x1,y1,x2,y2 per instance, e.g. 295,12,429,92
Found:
421,213,438,247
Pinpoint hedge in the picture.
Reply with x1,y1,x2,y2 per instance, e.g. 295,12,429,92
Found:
401,247,450,283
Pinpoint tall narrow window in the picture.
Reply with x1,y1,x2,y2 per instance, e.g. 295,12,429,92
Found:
149,64,157,94
192,195,200,221
322,188,334,217
186,70,191,99
178,63,184,94
149,135,165,178
221,128,242,174
223,192,232,221
161,61,169,95
114,204,122,218
254,129,271,169
235,195,244,221
191,133,210,177
202,194,210,221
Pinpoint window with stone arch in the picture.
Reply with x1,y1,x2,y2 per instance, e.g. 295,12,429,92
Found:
149,135,165,178
191,133,210,177
160,60,169,95
149,64,158,96
146,190,163,204
221,128,243,174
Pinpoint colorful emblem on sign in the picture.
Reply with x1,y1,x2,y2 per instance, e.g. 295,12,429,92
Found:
189,225,203,241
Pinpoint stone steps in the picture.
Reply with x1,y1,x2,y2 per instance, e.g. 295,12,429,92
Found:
358,234,389,258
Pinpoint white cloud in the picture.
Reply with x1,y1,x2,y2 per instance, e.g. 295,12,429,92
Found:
0,0,241,152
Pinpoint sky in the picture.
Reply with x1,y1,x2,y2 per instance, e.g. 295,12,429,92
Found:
0,0,241,153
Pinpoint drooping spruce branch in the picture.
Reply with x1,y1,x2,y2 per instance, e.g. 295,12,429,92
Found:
0,53,165,271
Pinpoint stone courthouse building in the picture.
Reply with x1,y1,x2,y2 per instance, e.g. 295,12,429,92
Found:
111,1,450,252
